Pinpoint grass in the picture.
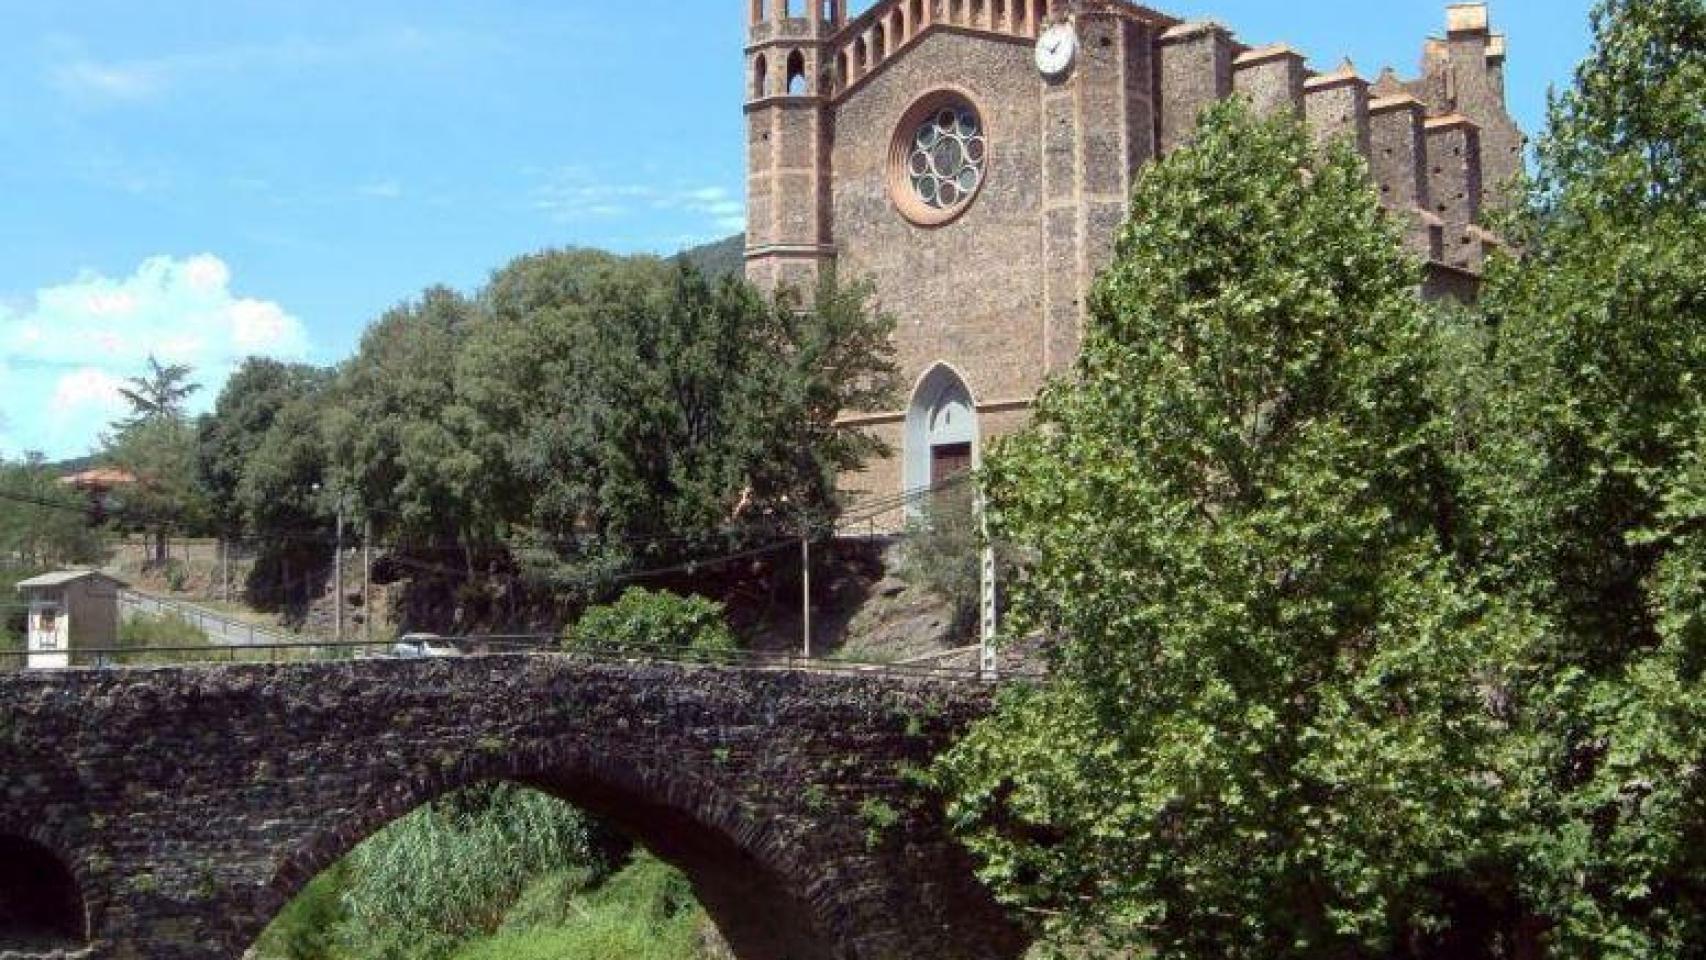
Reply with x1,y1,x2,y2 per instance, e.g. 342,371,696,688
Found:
111,611,212,665
449,855,709,960
248,785,731,960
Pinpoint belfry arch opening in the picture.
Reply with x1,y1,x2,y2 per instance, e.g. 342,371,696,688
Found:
0,835,87,952
753,54,770,98
251,772,834,960
786,50,808,95
905,363,979,499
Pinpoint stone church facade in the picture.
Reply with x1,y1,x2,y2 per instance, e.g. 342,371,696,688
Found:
743,0,1523,508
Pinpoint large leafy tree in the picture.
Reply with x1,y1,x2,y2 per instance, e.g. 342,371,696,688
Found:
935,101,1530,958
197,358,334,539
1462,0,1704,651
324,286,490,553
1451,0,1706,953
196,360,336,608
459,250,896,600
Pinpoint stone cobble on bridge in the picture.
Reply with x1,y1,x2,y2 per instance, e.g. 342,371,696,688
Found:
0,656,1027,960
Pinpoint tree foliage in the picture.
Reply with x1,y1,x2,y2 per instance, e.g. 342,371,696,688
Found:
564,587,739,657
460,252,897,597
197,358,333,538
937,100,1523,958
321,251,896,624
116,354,201,430
1446,0,1706,953
326,286,487,552
104,415,210,558
0,455,105,570
940,1,1705,955
103,356,210,560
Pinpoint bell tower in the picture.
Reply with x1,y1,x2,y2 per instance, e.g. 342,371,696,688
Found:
744,0,839,291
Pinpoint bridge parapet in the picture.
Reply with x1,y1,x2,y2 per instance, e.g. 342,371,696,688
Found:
0,658,1026,960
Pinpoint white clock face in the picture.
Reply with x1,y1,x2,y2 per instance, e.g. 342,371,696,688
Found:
1035,23,1078,78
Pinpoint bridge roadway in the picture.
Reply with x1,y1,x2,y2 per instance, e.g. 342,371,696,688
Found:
0,652,1029,960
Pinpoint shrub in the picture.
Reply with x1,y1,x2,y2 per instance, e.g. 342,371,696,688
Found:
893,481,983,638
563,588,739,659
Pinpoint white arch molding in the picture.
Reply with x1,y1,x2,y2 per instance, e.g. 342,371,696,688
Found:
903,362,980,498
901,362,1000,680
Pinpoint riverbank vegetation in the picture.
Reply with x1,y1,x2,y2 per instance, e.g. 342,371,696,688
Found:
938,0,1704,956
251,784,725,960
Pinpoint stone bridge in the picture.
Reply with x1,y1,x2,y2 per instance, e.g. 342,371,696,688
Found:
0,657,1028,960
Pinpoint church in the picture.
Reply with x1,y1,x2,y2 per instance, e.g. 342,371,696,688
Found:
742,0,1523,508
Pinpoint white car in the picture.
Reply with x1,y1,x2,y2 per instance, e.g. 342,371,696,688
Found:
392,633,464,658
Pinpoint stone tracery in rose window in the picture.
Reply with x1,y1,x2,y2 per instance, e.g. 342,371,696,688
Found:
906,103,986,211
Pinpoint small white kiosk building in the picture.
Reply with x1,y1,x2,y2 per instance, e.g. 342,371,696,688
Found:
15,570,126,670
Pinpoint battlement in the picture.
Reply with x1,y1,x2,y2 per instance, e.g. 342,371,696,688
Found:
745,0,1521,294
825,0,1054,98
1144,1,1520,273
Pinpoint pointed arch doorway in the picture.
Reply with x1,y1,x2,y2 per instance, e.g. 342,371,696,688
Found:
904,363,979,496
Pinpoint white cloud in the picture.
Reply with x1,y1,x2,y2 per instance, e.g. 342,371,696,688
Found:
359,180,404,200
51,59,167,102
49,29,497,106
0,254,311,459
49,368,126,418
533,168,747,234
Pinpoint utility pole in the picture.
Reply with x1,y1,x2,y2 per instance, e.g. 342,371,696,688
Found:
333,502,344,644
800,531,812,660
362,519,372,643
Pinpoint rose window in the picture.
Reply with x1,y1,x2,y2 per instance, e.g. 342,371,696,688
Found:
906,104,986,211
889,93,989,225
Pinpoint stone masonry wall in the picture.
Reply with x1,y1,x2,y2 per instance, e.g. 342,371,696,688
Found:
832,28,1049,409
0,659,1027,960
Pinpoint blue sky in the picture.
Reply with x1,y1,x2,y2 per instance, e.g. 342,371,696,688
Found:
0,0,1594,461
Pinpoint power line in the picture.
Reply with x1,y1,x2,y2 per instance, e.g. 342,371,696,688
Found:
6,471,977,585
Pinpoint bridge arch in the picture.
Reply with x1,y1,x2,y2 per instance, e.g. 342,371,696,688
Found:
248,741,834,960
1,659,1028,959
0,831,89,951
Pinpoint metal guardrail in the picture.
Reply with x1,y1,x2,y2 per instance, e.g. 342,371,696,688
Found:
0,635,1040,684
118,589,308,648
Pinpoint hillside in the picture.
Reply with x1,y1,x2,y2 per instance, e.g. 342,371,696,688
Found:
677,234,744,280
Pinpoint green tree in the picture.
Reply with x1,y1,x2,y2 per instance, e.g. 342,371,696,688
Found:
1448,0,1706,953
325,287,489,551
1461,0,1704,653
104,416,210,563
461,252,897,600
0,455,105,570
116,354,201,430
197,358,332,538
935,101,1530,958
